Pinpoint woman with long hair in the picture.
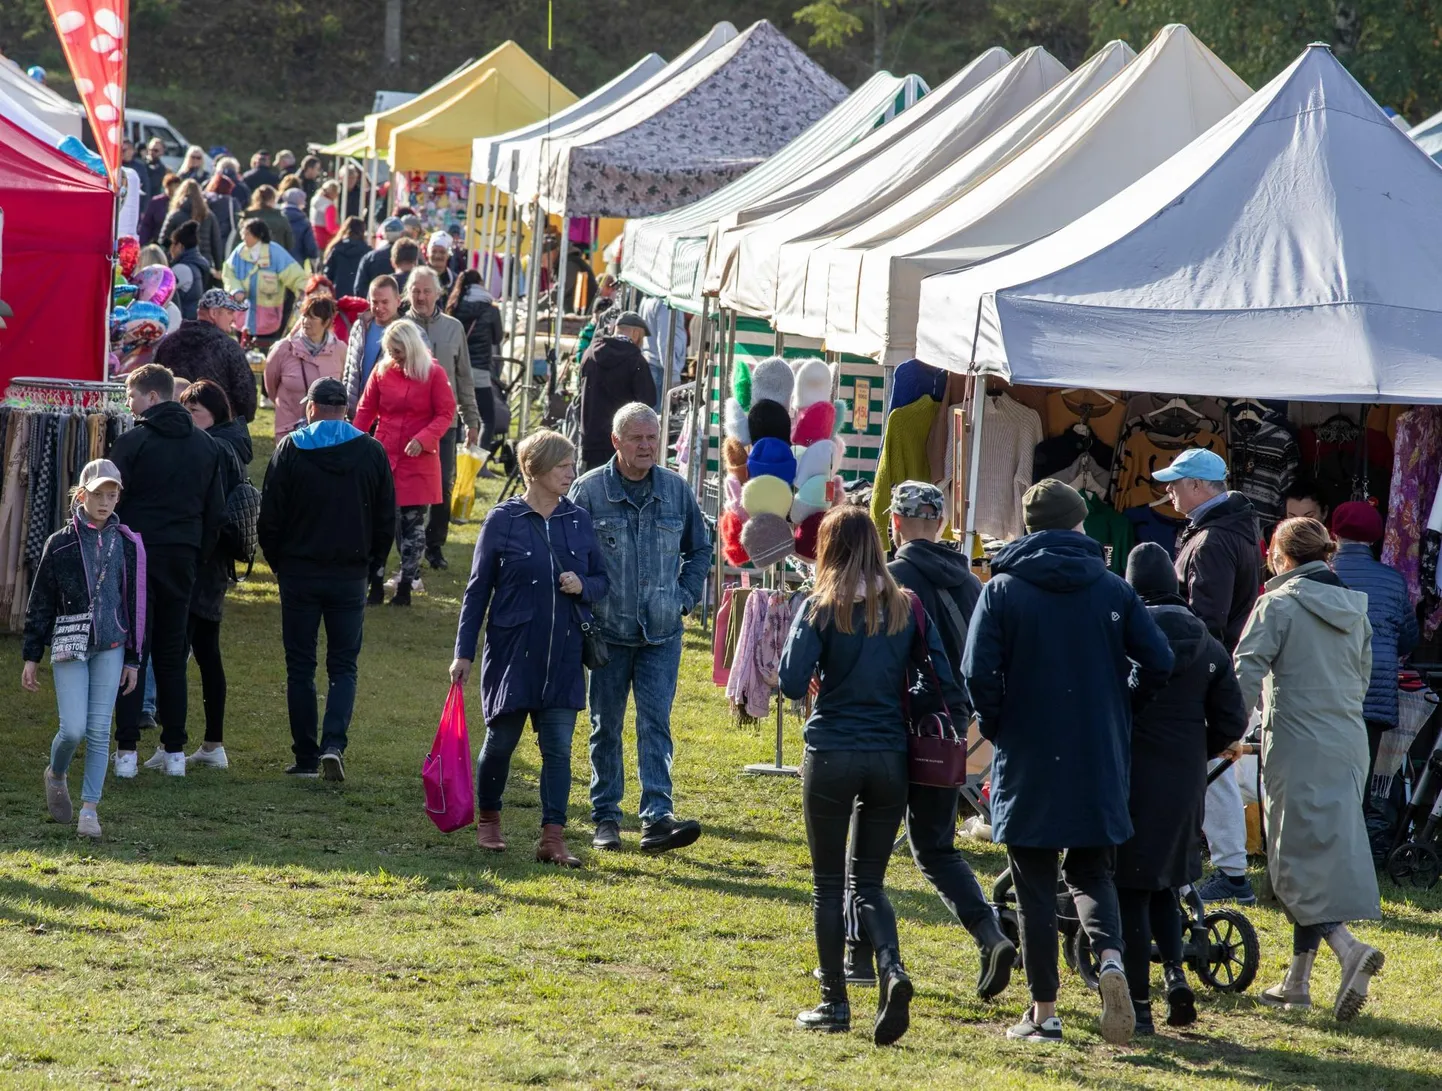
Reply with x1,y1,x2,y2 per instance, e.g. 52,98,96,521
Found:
178,144,208,183
353,319,456,605
1236,517,1384,1020
160,178,224,267
175,380,250,771
778,506,966,1046
451,428,607,867
322,216,370,299
265,295,345,437
221,217,307,343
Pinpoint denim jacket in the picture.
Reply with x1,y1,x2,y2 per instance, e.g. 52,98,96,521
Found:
569,459,712,646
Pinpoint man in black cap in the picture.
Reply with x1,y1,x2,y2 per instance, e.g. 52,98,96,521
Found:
576,310,656,473
258,378,396,782
963,478,1173,1046
153,288,258,422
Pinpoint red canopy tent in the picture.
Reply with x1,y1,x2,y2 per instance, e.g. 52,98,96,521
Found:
0,110,113,388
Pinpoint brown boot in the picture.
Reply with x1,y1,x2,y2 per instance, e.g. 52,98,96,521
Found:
536,824,581,868
475,811,506,852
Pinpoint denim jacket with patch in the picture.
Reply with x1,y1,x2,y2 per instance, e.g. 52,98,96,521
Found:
569,459,712,647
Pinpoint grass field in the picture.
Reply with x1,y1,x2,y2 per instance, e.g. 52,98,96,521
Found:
1,412,1440,1089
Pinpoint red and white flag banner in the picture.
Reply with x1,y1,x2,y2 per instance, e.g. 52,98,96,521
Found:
44,0,129,187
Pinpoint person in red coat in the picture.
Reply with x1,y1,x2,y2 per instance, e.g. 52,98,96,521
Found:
353,318,457,606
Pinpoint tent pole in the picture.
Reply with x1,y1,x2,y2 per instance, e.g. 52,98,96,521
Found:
774,328,785,355
691,295,712,498
554,217,570,351
521,200,545,438
659,302,675,462
480,184,499,286
962,377,986,560
500,151,521,351
366,155,378,237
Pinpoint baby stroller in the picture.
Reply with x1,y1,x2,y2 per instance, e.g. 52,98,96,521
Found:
1384,668,1442,889
989,758,1261,995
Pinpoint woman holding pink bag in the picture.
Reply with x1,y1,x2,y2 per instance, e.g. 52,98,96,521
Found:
449,429,607,867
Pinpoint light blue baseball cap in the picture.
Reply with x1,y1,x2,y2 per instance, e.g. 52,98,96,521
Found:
1153,448,1227,482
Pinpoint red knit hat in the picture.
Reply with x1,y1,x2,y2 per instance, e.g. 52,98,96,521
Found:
1331,500,1383,543
794,512,824,562
720,508,749,566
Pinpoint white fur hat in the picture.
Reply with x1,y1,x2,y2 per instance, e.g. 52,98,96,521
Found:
794,438,836,484
723,397,750,444
792,358,833,411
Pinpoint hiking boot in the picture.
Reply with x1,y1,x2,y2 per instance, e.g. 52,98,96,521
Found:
873,947,913,1046
389,579,412,607
44,767,72,824
974,915,1017,1000
1097,957,1135,1045
639,815,701,854
1259,951,1314,1010
796,971,850,1032
1196,870,1256,906
476,810,506,852
592,819,621,851
1163,962,1197,1027
320,748,345,782
1007,1006,1062,1043
1327,927,1384,1022
536,824,581,867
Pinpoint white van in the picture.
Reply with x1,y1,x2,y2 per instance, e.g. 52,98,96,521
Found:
123,110,211,172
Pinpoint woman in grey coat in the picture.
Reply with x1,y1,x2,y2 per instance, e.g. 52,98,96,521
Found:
1234,517,1383,1021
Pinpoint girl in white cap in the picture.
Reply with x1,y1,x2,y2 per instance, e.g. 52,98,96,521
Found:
21,460,147,839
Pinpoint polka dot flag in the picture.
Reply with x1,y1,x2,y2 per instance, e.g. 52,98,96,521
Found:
44,0,128,186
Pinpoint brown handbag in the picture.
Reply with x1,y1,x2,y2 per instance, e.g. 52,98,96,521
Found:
902,593,967,788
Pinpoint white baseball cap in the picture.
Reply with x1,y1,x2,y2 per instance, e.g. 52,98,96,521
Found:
79,459,123,490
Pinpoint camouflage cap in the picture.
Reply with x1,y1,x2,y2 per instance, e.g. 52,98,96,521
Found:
889,480,944,519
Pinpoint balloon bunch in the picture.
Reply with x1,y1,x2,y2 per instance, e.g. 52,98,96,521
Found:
718,356,847,569
108,236,177,374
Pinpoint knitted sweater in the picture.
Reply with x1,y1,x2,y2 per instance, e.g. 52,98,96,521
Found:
974,393,1043,542
870,395,939,541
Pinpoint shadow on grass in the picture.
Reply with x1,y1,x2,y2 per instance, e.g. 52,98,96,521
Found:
0,875,163,930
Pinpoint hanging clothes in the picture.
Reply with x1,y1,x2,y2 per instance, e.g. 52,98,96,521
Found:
726,588,773,722
1384,406,1442,608
974,393,1044,543
886,358,946,416
870,394,940,540
1228,415,1300,532
1043,389,1126,448
1083,492,1135,576
1112,428,1228,518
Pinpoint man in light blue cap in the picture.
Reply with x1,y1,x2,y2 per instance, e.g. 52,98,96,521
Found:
1154,446,1261,907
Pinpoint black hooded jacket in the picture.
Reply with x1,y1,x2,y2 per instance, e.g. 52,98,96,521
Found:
1115,598,1249,889
110,400,224,558
258,420,396,580
190,418,253,621
888,538,981,676
1173,491,1261,651
578,336,657,465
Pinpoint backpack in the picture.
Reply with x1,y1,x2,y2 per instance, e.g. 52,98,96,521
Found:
218,445,261,576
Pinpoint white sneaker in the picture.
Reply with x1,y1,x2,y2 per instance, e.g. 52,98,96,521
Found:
76,809,102,839
163,751,186,777
187,745,229,769
114,751,138,779
384,572,424,594
142,745,168,770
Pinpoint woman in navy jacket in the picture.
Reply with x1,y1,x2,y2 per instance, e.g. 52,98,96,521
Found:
451,429,607,867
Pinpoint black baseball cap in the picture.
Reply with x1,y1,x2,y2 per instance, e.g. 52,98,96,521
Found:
302,377,347,407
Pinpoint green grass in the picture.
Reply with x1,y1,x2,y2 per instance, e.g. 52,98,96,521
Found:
1,412,1441,1089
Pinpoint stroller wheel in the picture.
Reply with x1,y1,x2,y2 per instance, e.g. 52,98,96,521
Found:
1071,931,1101,992
1386,842,1441,889
1190,908,1259,993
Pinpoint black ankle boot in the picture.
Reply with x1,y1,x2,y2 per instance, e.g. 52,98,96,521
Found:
974,915,1017,1000
1163,962,1196,1027
1134,1000,1155,1036
874,947,913,1046
389,578,412,607
796,972,850,1032
367,575,385,606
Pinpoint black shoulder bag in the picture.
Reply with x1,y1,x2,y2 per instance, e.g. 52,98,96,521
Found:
547,541,609,670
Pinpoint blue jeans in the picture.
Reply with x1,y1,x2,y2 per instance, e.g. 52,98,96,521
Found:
587,633,683,824
141,662,156,717
476,707,577,827
279,573,367,762
649,361,665,412
50,646,126,804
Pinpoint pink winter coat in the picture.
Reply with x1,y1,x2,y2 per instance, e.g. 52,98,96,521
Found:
353,361,457,507
264,328,346,437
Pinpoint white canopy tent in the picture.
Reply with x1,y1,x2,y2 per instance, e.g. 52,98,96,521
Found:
470,52,667,189
720,47,1067,321
620,70,928,310
916,44,1442,403
0,55,82,140
532,21,847,219
1409,108,1442,163
703,47,1012,306
821,25,1250,362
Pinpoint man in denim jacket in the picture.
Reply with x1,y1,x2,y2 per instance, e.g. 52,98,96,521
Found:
570,402,712,853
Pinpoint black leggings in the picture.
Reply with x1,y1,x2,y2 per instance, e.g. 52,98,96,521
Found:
475,385,496,449
803,749,908,977
1117,887,1183,1003
187,614,225,744
1294,921,1341,954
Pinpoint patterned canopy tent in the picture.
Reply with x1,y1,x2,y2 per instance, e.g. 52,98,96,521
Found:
533,21,847,219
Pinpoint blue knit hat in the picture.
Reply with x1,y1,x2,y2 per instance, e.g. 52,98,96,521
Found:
746,437,797,487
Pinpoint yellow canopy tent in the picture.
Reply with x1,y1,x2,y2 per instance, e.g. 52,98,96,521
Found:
389,66,577,174
364,40,573,161
315,129,368,157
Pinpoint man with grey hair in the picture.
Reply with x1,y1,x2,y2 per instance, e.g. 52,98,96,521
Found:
405,266,479,569
569,402,712,853
576,311,656,472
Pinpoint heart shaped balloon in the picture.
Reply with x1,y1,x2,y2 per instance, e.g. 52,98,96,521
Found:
117,235,140,278
132,264,176,306
117,301,169,351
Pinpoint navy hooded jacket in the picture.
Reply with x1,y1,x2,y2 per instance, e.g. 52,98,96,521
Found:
962,530,1174,848
455,496,609,721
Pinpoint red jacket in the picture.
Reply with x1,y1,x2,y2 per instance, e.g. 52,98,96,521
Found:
353,361,457,507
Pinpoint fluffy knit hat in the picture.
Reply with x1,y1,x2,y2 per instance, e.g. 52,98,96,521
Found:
789,474,831,524
740,475,792,518
722,436,749,481
746,437,797,486
791,401,837,447
747,398,791,444
1023,478,1089,533
792,358,833,410
741,512,794,568
723,397,750,445
750,356,794,408
795,438,836,484
724,475,746,518
719,508,749,567
794,512,824,563
731,360,752,411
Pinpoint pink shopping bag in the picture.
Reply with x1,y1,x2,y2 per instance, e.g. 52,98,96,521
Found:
423,682,475,833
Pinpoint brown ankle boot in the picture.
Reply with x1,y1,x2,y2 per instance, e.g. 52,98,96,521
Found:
536,824,581,868
475,811,506,852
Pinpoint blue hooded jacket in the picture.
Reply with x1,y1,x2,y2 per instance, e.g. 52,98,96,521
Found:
1332,542,1419,725
963,531,1174,848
